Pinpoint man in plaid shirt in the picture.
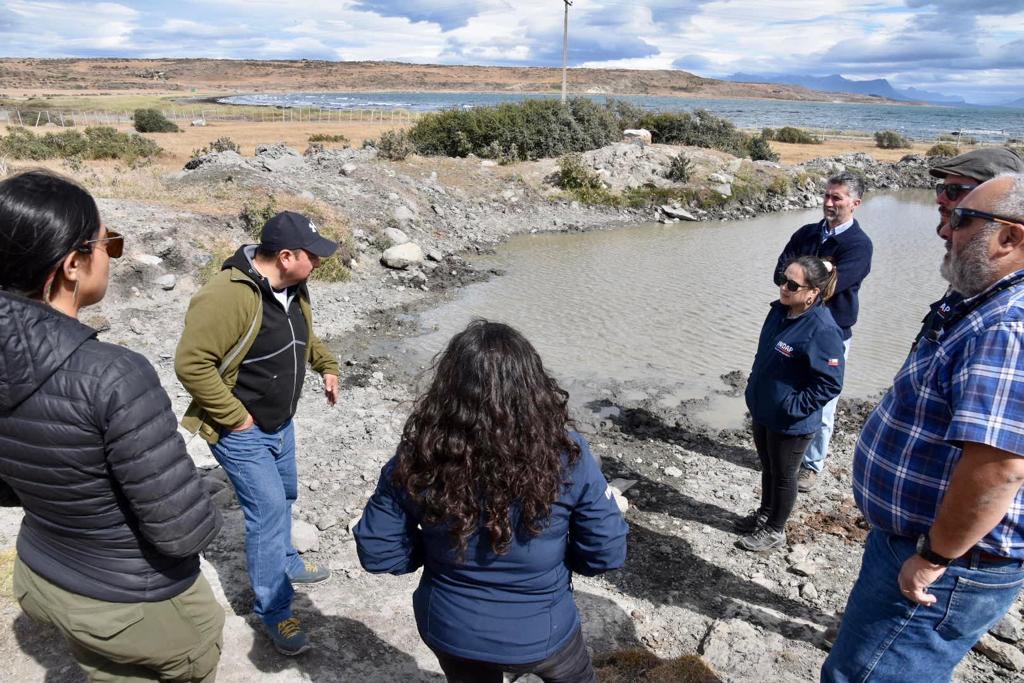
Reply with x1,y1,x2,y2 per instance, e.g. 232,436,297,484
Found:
823,173,1024,682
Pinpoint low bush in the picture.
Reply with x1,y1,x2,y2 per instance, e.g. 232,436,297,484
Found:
637,109,751,157
0,126,161,162
769,126,822,144
133,108,180,133
761,127,776,141
408,98,620,161
874,130,912,149
192,136,241,159
665,153,694,183
366,129,416,160
308,133,349,144
556,153,617,204
767,174,792,195
240,195,278,239
747,135,779,162
926,142,958,157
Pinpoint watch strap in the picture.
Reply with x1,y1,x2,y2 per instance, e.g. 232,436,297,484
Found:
918,534,955,567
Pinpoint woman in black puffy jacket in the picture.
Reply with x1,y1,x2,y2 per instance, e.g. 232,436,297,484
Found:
0,170,224,682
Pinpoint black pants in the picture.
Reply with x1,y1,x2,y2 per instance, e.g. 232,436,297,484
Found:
751,422,814,532
431,627,595,683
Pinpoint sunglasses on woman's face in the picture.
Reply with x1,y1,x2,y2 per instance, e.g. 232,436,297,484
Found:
934,182,977,202
773,271,810,292
948,207,1019,231
77,230,124,258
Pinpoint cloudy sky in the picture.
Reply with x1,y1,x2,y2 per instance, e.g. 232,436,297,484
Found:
1,0,1022,104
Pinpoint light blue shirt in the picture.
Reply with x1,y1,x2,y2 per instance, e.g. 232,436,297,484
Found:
822,218,854,242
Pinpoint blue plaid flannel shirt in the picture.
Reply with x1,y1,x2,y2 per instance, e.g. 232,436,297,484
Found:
853,269,1024,559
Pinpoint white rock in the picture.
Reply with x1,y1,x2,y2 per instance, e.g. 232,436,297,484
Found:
622,128,652,145
392,205,416,223
791,561,818,577
381,243,425,269
155,274,176,290
800,582,819,600
660,205,697,221
609,486,629,513
382,227,410,246
134,254,163,267
663,466,683,478
291,519,320,553
340,163,358,176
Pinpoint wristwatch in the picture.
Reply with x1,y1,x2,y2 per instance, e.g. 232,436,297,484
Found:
917,534,955,567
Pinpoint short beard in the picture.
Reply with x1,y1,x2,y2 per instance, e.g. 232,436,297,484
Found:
940,223,1000,297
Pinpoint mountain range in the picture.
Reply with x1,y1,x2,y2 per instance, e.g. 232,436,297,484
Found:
727,72,967,105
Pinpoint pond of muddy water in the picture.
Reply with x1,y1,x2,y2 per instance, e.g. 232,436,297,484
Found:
398,190,945,428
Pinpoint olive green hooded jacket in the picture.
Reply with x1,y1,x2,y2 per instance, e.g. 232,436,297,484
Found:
175,254,339,444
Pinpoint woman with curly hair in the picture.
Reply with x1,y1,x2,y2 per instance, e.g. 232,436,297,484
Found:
355,319,628,683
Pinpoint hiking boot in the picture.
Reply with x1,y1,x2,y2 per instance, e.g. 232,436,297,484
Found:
738,526,787,552
290,560,331,585
733,509,769,534
797,468,818,493
266,617,311,656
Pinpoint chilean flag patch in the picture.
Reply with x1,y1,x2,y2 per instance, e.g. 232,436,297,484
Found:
828,358,840,366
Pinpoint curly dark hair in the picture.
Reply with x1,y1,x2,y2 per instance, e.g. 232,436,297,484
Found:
392,319,580,558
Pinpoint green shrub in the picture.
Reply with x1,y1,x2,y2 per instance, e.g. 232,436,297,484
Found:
133,108,180,133
240,195,278,238
926,142,958,157
636,109,752,157
367,129,416,160
767,174,792,195
665,153,694,183
747,135,779,162
771,126,822,144
761,127,776,141
408,98,620,161
874,130,912,149
556,153,618,204
0,126,161,162
307,133,349,144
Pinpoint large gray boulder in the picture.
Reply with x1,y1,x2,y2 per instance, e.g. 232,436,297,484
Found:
382,227,410,246
381,243,425,270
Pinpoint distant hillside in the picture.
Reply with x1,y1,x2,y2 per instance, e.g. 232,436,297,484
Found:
1002,97,1024,108
0,58,908,105
728,72,965,105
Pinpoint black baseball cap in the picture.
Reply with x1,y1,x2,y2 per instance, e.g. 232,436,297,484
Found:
929,147,1024,183
259,211,337,257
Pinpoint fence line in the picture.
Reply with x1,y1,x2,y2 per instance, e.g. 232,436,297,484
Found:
0,108,419,128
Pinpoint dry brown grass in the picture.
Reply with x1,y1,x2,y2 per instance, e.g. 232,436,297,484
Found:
771,137,972,165
0,120,411,171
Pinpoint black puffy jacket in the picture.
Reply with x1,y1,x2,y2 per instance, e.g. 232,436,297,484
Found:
0,292,221,602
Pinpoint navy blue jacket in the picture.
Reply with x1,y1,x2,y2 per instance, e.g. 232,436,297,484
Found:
775,219,873,340
746,301,845,435
353,433,628,665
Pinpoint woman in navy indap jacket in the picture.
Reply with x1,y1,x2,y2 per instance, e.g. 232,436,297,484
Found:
354,320,627,683
737,255,844,552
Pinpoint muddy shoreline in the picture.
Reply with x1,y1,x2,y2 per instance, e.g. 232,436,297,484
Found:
2,143,1020,682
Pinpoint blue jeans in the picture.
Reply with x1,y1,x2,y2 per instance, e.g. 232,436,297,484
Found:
803,337,851,473
822,529,1024,682
211,420,304,626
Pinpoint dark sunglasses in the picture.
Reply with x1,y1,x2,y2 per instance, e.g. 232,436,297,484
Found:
77,230,124,258
949,207,1020,231
934,182,977,202
773,271,810,292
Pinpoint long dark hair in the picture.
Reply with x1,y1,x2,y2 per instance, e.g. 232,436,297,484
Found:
0,170,100,297
392,319,580,558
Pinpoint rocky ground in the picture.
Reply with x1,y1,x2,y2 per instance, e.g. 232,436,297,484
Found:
2,142,1022,682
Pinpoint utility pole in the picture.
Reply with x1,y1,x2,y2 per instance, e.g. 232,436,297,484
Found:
561,0,572,104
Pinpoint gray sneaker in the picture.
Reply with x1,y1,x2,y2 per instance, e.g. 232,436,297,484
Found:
266,617,312,656
738,526,787,552
733,509,769,534
797,468,818,493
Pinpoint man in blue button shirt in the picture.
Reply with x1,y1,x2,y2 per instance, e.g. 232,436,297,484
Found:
823,173,1024,682
774,172,874,491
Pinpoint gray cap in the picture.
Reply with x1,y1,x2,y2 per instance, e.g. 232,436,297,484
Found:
929,147,1024,182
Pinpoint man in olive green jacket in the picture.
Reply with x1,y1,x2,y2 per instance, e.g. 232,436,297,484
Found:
175,211,339,657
